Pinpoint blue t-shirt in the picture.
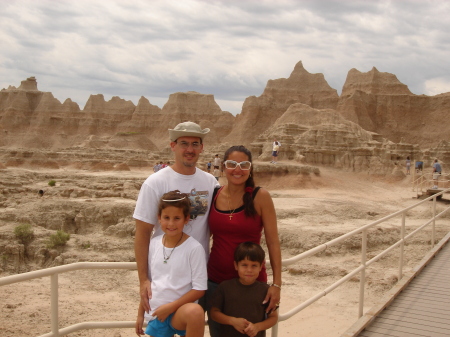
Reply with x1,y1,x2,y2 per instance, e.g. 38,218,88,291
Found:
433,162,442,173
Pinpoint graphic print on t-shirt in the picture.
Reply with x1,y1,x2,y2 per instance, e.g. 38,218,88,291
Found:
189,188,209,220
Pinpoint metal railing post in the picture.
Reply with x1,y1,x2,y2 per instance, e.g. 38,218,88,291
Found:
432,195,437,247
358,229,367,318
51,273,59,337
271,321,279,337
399,212,406,279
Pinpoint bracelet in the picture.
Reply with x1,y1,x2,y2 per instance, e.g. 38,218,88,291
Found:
270,283,281,289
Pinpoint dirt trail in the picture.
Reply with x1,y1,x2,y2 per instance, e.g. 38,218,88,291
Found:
1,165,449,337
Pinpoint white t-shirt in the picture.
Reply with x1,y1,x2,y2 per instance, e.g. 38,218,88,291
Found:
133,166,218,256
145,235,207,322
213,157,221,167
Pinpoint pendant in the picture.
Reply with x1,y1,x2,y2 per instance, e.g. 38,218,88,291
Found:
229,214,233,220
164,259,168,264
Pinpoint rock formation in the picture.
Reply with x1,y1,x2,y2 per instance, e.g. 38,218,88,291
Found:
337,67,450,148
0,78,234,151
1,63,449,173
250,103,421,174
223,61,339,146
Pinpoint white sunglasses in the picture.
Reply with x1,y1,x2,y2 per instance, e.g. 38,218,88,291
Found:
224,160,252,170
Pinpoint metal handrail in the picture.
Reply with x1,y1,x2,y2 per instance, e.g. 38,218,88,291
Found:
271,187,450,337
1,188,450,337
412,171,450,198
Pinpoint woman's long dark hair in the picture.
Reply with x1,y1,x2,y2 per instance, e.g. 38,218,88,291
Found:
223,145,257,217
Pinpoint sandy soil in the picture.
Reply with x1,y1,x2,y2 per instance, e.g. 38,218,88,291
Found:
1,164,449,337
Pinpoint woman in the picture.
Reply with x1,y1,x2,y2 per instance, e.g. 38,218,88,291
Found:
206,145,282,337
271,141,280,164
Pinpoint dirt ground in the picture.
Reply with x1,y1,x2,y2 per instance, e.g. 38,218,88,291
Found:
1,164,449,337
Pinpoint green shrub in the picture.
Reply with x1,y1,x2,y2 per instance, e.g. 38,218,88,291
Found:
81,241,91,249
46,230,70,249
48,180,56,187
14,224,35,245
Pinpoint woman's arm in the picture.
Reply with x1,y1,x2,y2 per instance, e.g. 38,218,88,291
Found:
256,188,282,313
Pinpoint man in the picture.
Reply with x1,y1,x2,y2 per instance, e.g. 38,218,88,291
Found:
153,162,160,173
133,121,218,313
432,158,442,189
213,154,221,169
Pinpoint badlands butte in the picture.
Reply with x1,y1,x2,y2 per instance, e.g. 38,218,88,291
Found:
1,61,450,336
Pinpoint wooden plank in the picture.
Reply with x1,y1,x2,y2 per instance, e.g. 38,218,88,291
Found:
362,320,449,337
378,312,450,330
382,301,450,315
391,296,450,311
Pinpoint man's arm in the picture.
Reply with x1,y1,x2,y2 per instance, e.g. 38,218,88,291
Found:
135,219,154,313
135,302,146,336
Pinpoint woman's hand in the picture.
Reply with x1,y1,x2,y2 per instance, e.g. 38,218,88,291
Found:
263,285,281,314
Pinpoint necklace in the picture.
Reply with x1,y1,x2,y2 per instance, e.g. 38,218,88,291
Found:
227,188,240,220
162,233,184,264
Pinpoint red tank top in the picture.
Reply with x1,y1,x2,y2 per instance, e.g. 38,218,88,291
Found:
208,186,267,284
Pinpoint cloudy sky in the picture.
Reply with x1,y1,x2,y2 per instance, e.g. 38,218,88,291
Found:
1,0,449,115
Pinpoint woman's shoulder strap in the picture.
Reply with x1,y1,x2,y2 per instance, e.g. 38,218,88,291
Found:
252,186,261,199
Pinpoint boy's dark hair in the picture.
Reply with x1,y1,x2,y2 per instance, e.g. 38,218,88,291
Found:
234,242,265,264
158,190,191,218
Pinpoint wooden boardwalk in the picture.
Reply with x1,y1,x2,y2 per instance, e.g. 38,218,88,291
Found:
356,235,450,337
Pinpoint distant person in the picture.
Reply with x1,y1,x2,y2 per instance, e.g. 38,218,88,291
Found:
207,161,212,173
432,158,442,189
153,162,160,173
133,121,218,316
271,141,280,164
406,156,411,175
213,165,220,181
214,154,221,169
210,242,279,337
272,139,281,147
135,190,207,337
416,161,423,173
38,189,44,197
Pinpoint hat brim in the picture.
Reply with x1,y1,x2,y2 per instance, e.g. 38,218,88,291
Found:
169,129,210,142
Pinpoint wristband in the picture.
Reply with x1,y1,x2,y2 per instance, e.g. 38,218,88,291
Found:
270,283,281,289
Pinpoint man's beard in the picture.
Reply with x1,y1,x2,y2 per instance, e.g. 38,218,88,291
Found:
182,161,196,167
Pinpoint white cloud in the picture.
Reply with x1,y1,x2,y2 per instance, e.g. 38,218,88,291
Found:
1,0,450,114
424,78,450,96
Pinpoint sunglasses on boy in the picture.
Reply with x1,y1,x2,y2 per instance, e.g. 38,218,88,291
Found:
224,160,252,170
